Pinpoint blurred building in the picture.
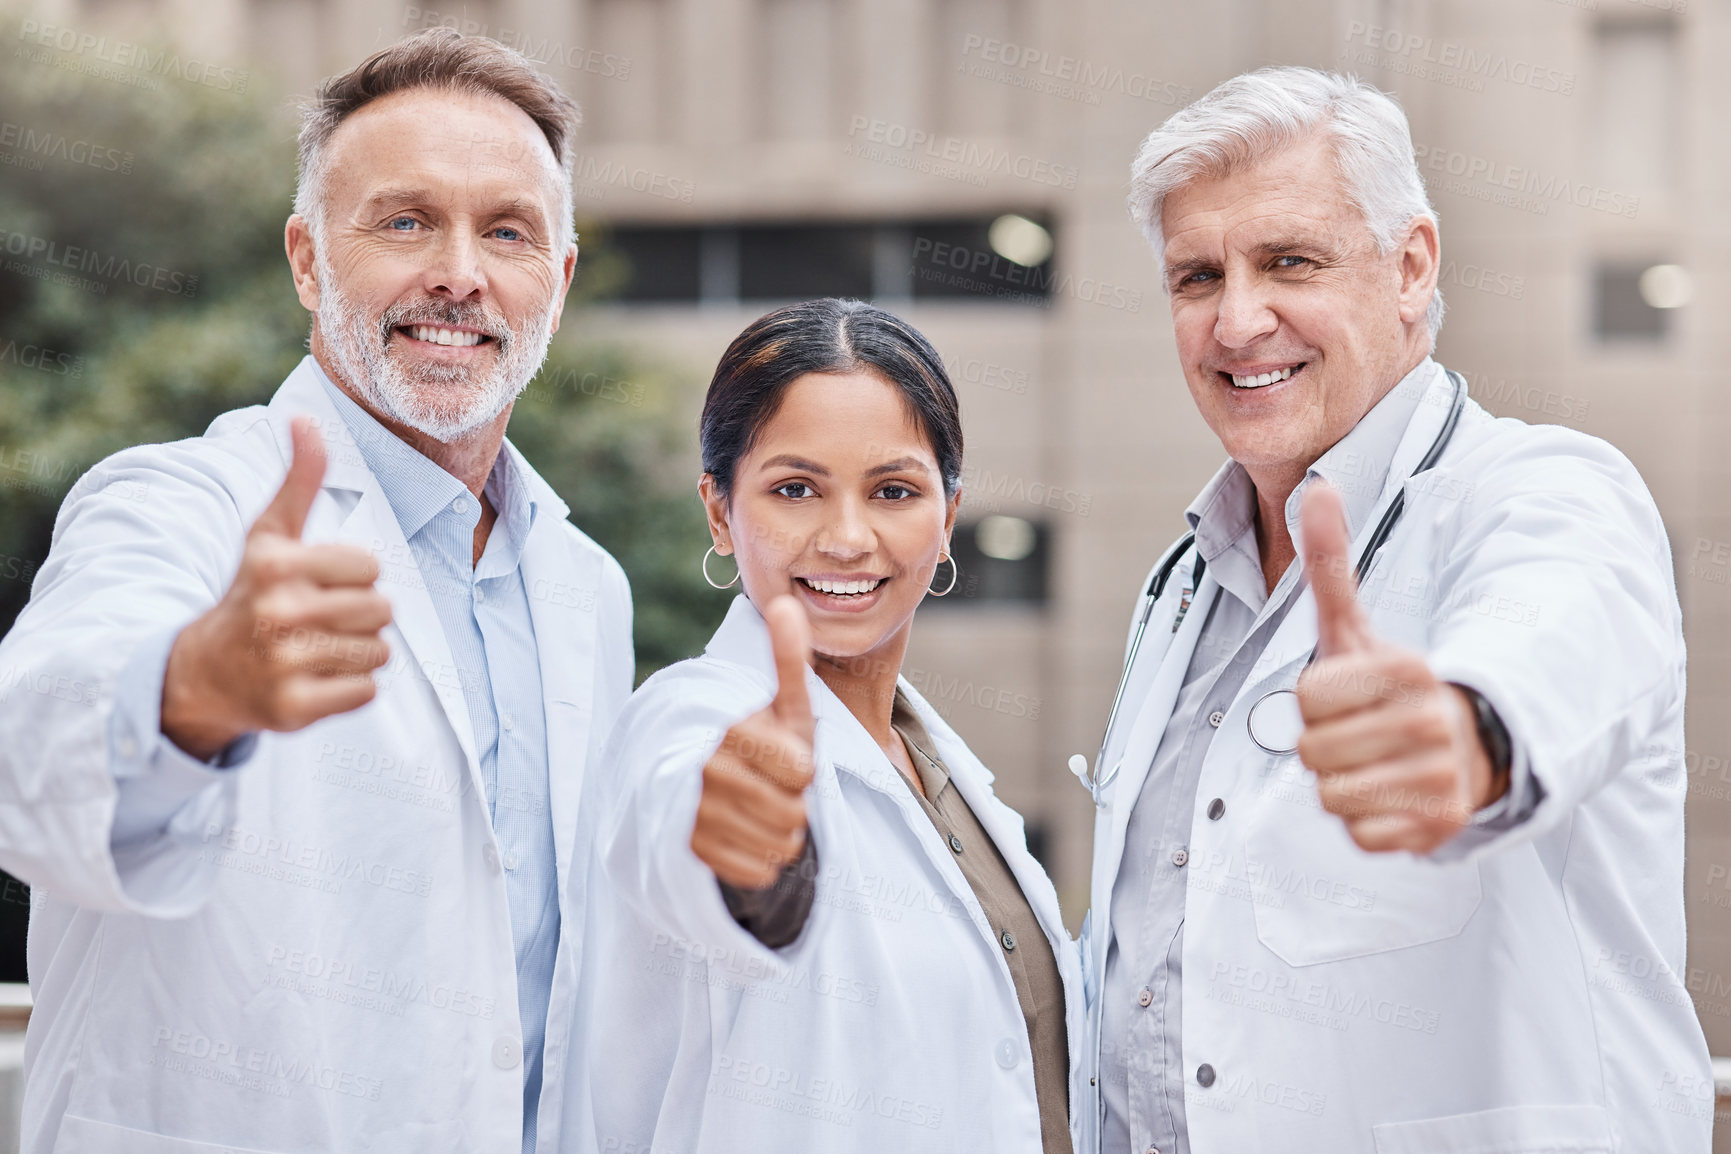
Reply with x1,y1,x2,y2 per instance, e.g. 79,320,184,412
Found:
12,0,1730,1125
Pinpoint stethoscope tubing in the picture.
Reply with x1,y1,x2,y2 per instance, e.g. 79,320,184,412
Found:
1082,371,1467,801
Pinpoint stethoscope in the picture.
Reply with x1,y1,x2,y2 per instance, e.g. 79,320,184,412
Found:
1069,370,1467,807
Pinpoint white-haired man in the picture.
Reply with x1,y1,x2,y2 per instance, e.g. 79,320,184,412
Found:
1080,67,1709,1152
0,30,632,1153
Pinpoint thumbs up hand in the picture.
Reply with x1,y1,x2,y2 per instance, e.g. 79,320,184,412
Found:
692,596,818,889
1294,482,1503,853
160,416,394,760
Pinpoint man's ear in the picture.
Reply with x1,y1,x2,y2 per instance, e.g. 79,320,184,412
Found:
285,215,321,313
1396,215,1440,330
549,240,578,336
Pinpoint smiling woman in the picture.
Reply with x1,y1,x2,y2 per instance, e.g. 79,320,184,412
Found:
568,299,1082,1154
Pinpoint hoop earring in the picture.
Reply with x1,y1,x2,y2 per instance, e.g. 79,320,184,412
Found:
929,552,958,597
702,544,740,590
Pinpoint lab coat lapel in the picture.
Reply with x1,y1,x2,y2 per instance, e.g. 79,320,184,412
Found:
264,360,484,788
1099,574,1218,898
515,470,599,892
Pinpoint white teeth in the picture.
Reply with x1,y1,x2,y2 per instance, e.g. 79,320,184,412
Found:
407,325,485,347
804,577,883,595
1230,365,1298,389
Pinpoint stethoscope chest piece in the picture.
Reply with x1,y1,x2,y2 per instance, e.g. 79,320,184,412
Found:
1247,688,1305,756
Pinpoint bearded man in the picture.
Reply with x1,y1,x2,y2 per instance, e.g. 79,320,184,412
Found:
0,29,633,1153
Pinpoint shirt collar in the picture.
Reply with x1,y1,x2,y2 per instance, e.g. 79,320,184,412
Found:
891,688,951,802
1283,356,1437,542
311,360,538,548
1185,357,1439,557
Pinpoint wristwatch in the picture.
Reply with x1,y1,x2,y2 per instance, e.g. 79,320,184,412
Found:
1451,683,1512,791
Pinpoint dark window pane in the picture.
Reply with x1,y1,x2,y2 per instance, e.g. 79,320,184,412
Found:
611,227,703,302
1593,262,1667,341
934,516,1049,604
911,219,1053,303
739,225,876,300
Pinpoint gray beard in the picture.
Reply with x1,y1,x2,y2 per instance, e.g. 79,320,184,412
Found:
314,251,556,443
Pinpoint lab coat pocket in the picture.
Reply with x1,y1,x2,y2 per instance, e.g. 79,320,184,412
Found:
1370,1103,1613,1153
58,1114,292,1153
1242,757,1482,966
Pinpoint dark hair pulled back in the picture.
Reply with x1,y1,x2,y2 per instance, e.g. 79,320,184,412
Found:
699,298,963,499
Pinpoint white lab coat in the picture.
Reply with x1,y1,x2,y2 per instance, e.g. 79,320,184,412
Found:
561,595,1084,1154
1080,367,1711,1152
0,357,634,1153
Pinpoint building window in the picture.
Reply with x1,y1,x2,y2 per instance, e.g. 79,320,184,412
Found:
600,215,1055,305
588,0,672,143
760,0,848,139
933,515,1049,605
739,225,877,300
1592,261,1690,342
1591,17,1679,213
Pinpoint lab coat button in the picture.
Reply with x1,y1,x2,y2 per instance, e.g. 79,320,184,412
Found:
1196,1063,1216,1088
1172,847,1189,867
949,834,963,854
1207,710,1224,728
1000,929,1017,951
994,1039,1017,1069
483,844,501,872
1137,987,1153,1008
118,736,138,759
1207,797,1225,820
492,1036,522,1070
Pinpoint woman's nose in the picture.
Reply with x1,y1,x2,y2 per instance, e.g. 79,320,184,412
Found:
814,502,875,559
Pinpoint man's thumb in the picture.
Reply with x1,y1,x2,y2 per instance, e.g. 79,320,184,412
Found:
254,415,327,540
1301,481,1374,657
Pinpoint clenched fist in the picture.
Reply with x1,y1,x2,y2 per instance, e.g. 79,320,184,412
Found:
160,416,394,760
691,596,816,889
1295,482,1506,853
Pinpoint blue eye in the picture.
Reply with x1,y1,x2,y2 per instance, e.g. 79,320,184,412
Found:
494,227,523,241
1275,255,1309,268
389,216,418,231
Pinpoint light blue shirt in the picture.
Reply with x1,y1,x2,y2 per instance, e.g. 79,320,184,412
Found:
109,365,561,1153
315,372,558,1154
